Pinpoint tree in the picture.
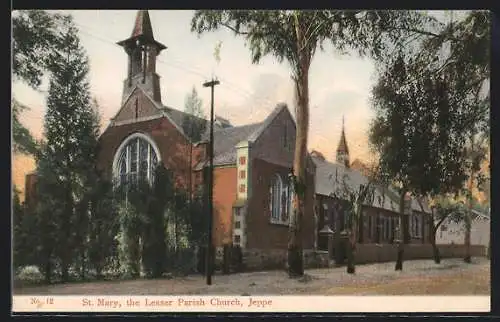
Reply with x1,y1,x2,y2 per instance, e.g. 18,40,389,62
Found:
181,86,206,251
426,196,466,263
87,178,120,280
369,10,490,268
413,11,490,264
329,166,380,273
13,186,25,269
191,9,435,277
12,10,70,155
116,200,142,278
12,100,38,155
36,19,100,282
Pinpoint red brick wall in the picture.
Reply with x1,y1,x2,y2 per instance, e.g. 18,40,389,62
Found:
212,166,237,247
97,116,192,190
247,158,315,250
315,195,433,246
24,173,38,211
114,88,160,122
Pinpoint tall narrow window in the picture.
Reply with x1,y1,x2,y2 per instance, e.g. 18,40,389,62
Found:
135,99,139,119
368,215,373,239
283,123,288,149
269,174,283,223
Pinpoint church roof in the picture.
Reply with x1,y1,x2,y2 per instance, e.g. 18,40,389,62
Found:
311,155,431,214
192,103,290,169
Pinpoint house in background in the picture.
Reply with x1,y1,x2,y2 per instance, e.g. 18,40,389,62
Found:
436,209,490,248
312,120,433,253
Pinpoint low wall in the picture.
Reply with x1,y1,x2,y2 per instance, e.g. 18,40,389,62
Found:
355,243,486,264
215,244,486,272
214,248,330,271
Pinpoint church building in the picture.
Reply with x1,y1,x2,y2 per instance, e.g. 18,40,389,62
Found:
24,10,435,269
96,10,317,253
312,118,433,252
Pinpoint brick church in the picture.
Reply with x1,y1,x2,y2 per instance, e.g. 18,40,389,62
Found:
95,10,317,251
25,10,433,265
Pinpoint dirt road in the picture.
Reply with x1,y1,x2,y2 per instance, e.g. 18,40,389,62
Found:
13,258,490,296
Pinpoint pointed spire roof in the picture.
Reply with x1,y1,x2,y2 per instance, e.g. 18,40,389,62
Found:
131,10,154,39
337,116,349,154
117,10,166,51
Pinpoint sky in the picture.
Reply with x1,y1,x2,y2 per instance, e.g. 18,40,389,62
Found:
12,10,457,197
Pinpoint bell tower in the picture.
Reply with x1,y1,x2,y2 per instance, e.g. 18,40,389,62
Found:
117,10,167,105
336,116,350,168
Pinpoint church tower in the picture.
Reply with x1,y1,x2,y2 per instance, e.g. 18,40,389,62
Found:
117,10,166,105
336,116,350,168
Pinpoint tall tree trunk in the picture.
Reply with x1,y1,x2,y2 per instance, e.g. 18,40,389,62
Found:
346,207,358,274
431,226,441,264
464,172,473,263
395,188,407,271
334,203,342,265
288,18,310,278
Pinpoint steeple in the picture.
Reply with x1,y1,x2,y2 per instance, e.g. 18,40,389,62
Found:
117,10,167,105
336,116,350,168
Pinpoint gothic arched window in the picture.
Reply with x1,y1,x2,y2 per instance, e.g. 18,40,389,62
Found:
113,133,160,188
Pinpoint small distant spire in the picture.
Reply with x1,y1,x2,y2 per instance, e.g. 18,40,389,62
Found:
337,115,349,155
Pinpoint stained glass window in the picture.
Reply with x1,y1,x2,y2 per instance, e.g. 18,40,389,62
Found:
115,134,159,189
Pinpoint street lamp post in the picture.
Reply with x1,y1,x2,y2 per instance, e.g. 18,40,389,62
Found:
203,78,220,286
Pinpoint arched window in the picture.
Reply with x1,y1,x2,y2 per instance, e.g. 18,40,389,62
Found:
113,133,161,188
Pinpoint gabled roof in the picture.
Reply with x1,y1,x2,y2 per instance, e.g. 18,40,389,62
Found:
193,103,291,170
108,85,216,142
195,122,263,169
246,103,289,143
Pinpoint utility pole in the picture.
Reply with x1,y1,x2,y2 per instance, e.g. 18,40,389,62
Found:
203,78,220,285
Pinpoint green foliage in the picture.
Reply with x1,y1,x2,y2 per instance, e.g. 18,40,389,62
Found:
184,188,209,247
117,201,141,278
12,10,71,89
191,10,435,76
370,52,470,197
432,196,467,231
12,100,38,155
12,10,71,156
13,186,25,269
87,178,120,279
182,86,206,143
34,20,100,282
369,10,490,213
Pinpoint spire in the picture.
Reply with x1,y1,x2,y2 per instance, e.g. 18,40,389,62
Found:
131,10,154,39
337,115,349,155
336,115,350,167
117,10,166,51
